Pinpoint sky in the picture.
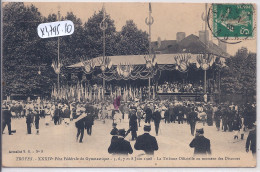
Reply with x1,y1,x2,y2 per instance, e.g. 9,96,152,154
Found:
21,2,257,56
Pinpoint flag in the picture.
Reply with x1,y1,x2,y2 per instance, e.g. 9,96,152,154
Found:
129,86,132,99
153,86,155,99
77,87,81,102
85,85,87,100
133,87,136,100
98,87,101,101
113,96,121,110
140,87,142,99
89,88,92,101
101,87,104,99
51,86,54,98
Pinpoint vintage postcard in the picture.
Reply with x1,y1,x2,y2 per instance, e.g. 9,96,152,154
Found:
1,1,257,168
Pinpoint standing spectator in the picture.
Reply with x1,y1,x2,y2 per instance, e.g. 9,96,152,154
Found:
153,106,161,136
129,109,138,141
214,106,222,131
206,105,213,126
34,107,40,135
189,128,211,155
246,124,256,158
54,104,61,125
2,104,13,135
227,108,235,132
108,129,133,155
169,103,176,123
176,105,184,124
85,108,94,136
134,124,158,155
145,104,152,124
136,107,143,127
164,108,170,124
187,107,199,136
26,108,34,134
75,108,86,143
232,114,242,140
221,106,229,132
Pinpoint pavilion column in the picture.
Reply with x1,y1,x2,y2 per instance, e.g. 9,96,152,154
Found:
204,70,207,94
148,77,151,100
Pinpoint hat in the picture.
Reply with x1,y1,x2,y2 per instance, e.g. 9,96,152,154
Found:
118,129,126,137
144,124,151,132
196,128,204,134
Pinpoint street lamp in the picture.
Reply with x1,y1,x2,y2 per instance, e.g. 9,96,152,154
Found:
99,4,109,99
145,2,155,100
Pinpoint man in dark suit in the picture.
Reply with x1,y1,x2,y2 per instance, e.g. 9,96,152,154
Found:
75,108,86,143
54,104,61,125
214,106,222,131
34,107,40,135
108,129,133,155
145,104,152,124
187,107,199,136
2,104,13,135
85,107,94,136
26,108,34,134
189,128,211,155
176,105,185,124
129,109,138,140
246,124,256,158
153,106,161,136
169,103,176,123
134,124,158,155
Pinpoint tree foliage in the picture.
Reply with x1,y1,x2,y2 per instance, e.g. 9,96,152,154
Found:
221,47,256,100
116,20,149,55
2,2,149,97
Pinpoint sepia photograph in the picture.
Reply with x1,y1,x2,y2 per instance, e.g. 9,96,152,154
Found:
1,1,257,168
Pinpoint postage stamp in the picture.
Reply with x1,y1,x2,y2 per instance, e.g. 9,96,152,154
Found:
212,4,255,39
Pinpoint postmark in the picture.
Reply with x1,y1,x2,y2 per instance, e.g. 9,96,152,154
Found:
210,4,255,41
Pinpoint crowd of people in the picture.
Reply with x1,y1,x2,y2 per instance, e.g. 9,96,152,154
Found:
157,82,204,93
2,97,256,157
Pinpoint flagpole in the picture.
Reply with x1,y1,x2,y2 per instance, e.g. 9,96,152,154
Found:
146,3,153,100
204,4,207,94
100,4,107,101
58,11,60,95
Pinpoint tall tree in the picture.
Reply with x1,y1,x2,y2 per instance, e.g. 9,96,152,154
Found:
83,9,117,58
3,2,56,97
116,20,149,55
221,47,256,102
